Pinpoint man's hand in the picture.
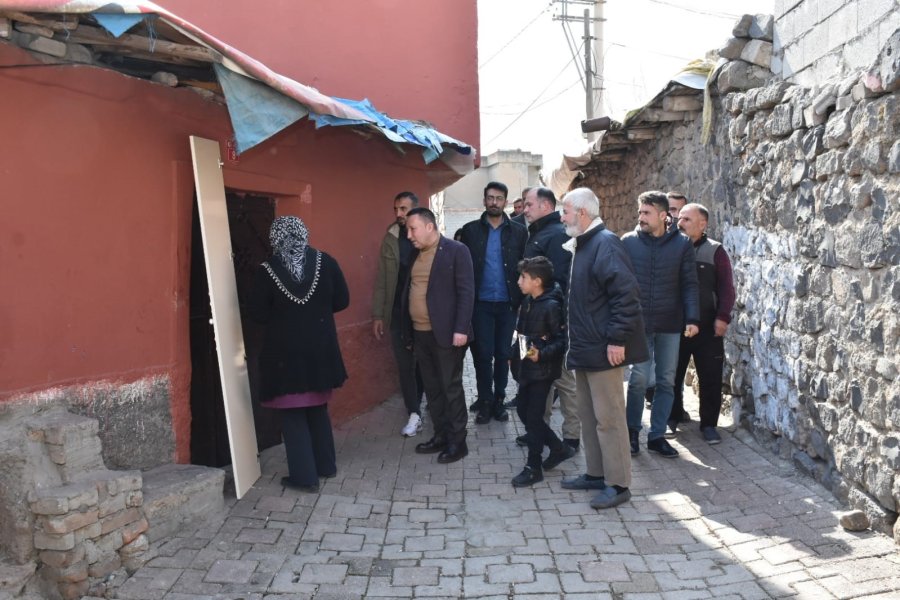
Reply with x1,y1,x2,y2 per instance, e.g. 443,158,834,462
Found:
372,319,384,340
526,347,540,362
452,333,468,347
714,319,728,337
684,324,699,338
607,344,625,366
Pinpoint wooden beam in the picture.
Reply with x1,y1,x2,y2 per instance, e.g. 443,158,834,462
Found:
662,95,703,112
626,128,658,141
0,11,78,31
94,45,209,68
60,23,222,63
0,17,10,38
640,109,696,122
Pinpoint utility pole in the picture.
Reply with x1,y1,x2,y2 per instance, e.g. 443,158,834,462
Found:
584,8,593,127
554,0,604,141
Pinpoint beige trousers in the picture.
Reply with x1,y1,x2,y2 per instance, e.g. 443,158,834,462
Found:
574,368,632,488
544,367,581,441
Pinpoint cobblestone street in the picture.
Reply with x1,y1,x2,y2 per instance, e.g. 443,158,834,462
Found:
112,358,900,599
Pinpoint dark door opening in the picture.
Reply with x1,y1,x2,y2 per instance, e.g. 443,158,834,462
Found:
189,192,281,467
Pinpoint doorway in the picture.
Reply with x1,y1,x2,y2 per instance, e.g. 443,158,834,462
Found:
189,191,281,468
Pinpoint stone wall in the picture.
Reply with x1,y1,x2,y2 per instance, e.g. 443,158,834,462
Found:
774,0,900,85
580,37,900,541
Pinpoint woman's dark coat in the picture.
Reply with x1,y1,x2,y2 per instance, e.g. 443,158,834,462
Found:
249,248,350,400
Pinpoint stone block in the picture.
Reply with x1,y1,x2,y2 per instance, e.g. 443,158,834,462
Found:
74,520,102,543
717,60,771,93
39,545,85,569
31,495,69,516
741,39,774,68
835,94,853,110
121,517,149,545
10,30,66,57
34,531,75,551
749,14,774,41
99,507,142,535
125,490,143,508
119,534,150,573
816,150,844,179
862,140,886,172
98,492,126,518
848,486,899,535
812,85,837,115
770,103,793,137
87,554,121,579
720,37,747,60
42,509,99,534
83,531,124,564
823,109,853,149
57,579,89,600
888,140,900,173
733,14,753,38
803,105,827,127
41,559,88,584
34,481,99,512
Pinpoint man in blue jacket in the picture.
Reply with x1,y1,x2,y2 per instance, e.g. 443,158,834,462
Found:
459,182,527,424
402,208,476,464
560,188,647,510
622,191,700,459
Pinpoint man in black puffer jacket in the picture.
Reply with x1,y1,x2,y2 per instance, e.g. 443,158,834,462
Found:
622,191,700,459
561,188,647,510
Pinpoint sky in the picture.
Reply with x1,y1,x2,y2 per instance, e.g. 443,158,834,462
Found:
477,0,775,174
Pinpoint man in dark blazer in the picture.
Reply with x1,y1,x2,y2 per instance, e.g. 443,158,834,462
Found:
401,207,475,464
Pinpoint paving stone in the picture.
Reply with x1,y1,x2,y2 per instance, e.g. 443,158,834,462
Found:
111,366,900,598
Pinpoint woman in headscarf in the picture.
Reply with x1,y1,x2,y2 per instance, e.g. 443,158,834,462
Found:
249,216,350,492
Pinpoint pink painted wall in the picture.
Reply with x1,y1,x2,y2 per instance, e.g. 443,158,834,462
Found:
0,9,477,461
159,0,480,148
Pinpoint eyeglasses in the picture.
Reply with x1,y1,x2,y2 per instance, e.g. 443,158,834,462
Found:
485,195,506,203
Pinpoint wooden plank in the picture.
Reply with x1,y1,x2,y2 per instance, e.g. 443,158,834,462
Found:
189,136,262,499
1,11,78,31
626,128,658,141
662,95,703,112
61,23,221,63
93,45,208,68
641,109,695,122
0,17,10,38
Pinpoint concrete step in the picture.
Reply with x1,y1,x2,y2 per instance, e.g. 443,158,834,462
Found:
141,464,225,543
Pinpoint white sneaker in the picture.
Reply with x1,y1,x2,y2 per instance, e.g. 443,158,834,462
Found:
401,413,422,437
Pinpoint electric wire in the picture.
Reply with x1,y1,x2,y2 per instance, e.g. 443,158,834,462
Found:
480,77,582,115
485,41,585,145
643,0,742,20
479,0,555,70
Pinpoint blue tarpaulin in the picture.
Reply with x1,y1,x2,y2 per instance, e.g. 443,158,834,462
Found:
214,64,310,154
92,13,146,37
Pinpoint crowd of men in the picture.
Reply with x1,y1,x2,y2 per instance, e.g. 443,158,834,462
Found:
371,183,735,509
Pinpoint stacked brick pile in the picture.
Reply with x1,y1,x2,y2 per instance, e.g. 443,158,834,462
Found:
25,413,151,599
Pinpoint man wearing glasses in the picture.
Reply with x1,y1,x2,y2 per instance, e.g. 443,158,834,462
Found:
459,182,528,424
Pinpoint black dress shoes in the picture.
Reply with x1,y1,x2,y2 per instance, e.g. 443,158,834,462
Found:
281,477,319,493
415,437,447,454
437,441,468,464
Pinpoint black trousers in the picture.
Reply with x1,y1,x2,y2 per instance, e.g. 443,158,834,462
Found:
390,321,424,415
671,329,725,428
517,378,563,469
413,330,468,444
281,404,336,486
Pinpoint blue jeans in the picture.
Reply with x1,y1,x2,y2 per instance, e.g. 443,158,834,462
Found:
626,332,680,441
471,300,516,403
